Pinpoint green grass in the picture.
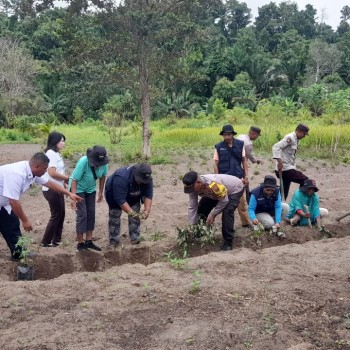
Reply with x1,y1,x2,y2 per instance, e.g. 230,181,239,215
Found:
1,116,350,163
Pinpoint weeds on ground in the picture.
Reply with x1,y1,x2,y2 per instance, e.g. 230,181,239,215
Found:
243,339,253,349
148,230,167,241
190,270,201,294
176,220,216,258
164,251,189,270
28,184,40,197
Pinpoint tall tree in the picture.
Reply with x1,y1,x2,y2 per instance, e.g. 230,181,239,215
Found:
61,0,221,158
218,0,251,43
0,37,38,116
305,39,342,85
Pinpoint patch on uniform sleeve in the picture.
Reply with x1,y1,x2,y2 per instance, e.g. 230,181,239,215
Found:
208,181,227,199
286,138,292,144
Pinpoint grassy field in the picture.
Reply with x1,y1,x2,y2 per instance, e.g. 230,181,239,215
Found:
1,117,350,165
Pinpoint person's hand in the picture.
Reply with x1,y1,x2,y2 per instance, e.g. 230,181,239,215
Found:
128,211,141,221
69,193,83,203
252,219,259,225
242,176,249,185
274,223,280,229
97,193,103,203
277,159,283,171
142,210,150,219
206,214,215,225
302,212,311,218
22,219,33,232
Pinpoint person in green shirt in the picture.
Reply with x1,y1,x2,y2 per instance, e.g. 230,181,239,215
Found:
70,146,109,252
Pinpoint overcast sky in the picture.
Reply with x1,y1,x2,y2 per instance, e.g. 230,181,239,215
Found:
245,0,347,29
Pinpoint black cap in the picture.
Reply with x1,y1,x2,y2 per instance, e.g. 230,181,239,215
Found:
250,126,261,135
134,163,153,184
260,175,277,188
182,171,198,193
296,123,309,135
219,124,237,136
300,179,319,193
86,146,109,167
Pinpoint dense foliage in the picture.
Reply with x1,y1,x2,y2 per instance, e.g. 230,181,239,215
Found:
1,0,350,128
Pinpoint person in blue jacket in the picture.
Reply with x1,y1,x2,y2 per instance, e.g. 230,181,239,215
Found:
287,179,328,228
248,175,289,230
105,163,153,246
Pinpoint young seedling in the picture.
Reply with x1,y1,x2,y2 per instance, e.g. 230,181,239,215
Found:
190,270,201,294
251,223,265,246
15,235,35,281
164,251,189,270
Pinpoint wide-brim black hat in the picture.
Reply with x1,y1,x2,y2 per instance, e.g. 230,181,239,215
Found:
219,124,237,135
87,146,109,167
260,175,277,188
300,179,319,192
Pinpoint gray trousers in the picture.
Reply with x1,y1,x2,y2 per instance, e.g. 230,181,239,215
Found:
108,202,141,243
255,203,289,229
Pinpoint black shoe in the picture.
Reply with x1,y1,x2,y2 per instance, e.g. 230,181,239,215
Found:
221,242,233,251
85,240,102,251
52,242,61,246
76,242,87,252
131,239,140,245
109,241,119,247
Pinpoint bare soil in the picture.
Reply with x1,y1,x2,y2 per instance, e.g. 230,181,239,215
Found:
1,143,350,350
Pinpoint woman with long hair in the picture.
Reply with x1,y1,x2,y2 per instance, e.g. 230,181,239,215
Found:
41,131,69,247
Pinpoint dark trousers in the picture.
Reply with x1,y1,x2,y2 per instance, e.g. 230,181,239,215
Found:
0,207,22,257
275,169,308,200
42,189,65,244
76,192,96,234
197,191,243,245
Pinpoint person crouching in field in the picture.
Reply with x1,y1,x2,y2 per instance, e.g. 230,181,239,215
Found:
287,179,328,230
69,146,109,252
182,171,244,251
105,163,153,246
248,175,289,235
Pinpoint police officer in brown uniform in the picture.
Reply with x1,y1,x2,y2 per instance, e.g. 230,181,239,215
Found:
272,124,309,200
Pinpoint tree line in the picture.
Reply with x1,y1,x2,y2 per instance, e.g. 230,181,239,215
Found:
1,0,350,155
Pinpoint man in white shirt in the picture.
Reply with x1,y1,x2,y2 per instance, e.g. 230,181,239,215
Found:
0,152,82,260
272,124,309,199
236,126,262,165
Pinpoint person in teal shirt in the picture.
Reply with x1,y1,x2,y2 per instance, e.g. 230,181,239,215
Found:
70,146,109,252
287,179,328,229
